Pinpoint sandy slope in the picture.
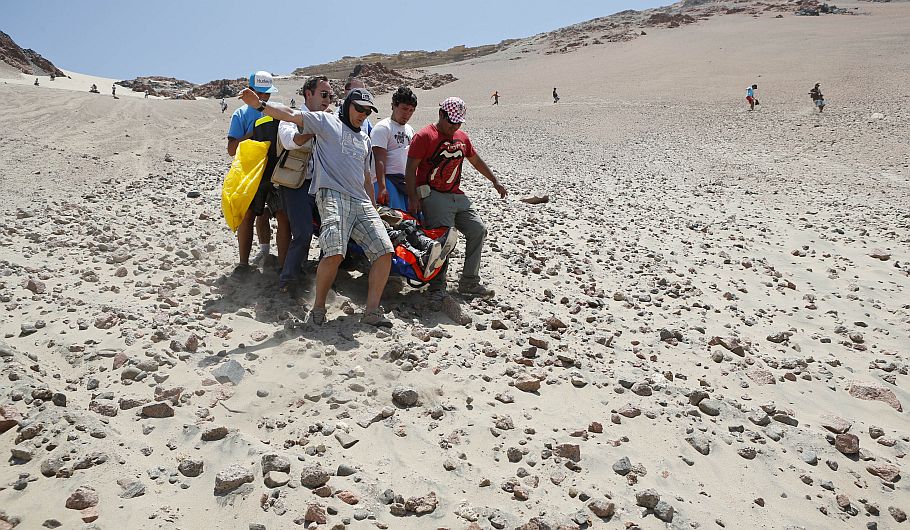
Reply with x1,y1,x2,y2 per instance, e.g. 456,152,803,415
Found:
0,2,908,530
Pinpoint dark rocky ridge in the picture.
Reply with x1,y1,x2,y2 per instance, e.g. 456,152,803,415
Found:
0,30,65,77
115,76,247,99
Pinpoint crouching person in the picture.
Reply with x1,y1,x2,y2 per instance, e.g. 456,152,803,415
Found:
240,87,394,327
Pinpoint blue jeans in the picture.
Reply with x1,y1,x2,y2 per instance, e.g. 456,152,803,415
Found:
278,185,317,287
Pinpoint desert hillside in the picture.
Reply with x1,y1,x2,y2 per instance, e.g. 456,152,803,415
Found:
0,1,908,529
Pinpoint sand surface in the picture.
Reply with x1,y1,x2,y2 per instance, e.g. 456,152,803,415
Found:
0,2,908,529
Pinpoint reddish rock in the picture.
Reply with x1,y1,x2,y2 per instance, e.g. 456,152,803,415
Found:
336,490,359,505
866,463,901,483
835,433,859,455
555,443,581,462
112,351,129,369
154,386,184,404
588,421,603,433
404,492,437,514
0,405,22,434
848,383,902,411
304,503,327,524
820,415,852,434
80,507,99,523
514,375,541,393
588,499,615,517
709,336,745,356
65,486,99,510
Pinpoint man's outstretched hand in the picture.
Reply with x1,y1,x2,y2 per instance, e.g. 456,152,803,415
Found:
494,182,508,199
239,88,260,108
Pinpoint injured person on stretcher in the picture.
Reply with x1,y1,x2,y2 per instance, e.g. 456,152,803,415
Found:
374,207,458,283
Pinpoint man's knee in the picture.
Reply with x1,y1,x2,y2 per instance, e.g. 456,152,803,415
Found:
320,254,345,267
462,218,487,242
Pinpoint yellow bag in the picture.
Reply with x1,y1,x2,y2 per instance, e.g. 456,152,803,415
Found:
221,139,270,232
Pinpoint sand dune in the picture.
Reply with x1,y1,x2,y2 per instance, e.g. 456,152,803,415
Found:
0,2,907,529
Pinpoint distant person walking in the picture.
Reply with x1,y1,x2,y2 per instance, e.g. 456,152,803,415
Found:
112,84,117,99
746,84,758,111
220,97,228,113
809,83,825,113
491,91,499,105
553,87,560,103
34,78,39,86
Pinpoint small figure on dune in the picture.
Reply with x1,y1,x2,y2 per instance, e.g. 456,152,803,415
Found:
220,97,228,113
746,84,759,111
552,87,560,103
112,84,117,99
809,83,825,113
34,78,39,86
90,84,99,93
491,91,499,105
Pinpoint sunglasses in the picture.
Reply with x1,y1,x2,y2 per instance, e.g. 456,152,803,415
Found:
319,90,332,98
352,103,373,116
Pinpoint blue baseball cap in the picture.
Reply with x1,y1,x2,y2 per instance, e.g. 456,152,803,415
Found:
249,71,278,94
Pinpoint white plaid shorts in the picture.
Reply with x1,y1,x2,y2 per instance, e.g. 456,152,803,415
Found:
316,188,393,262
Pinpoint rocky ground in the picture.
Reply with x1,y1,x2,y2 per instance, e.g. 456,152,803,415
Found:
1,2,908,529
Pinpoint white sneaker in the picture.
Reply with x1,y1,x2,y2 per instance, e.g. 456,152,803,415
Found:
250,247,269,266
421,240,443,277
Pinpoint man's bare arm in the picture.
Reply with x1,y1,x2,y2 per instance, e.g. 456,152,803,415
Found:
467,154,507,198
405,157,422,215
364,171,376,207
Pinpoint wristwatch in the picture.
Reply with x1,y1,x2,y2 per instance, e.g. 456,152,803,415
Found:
256,102,266,112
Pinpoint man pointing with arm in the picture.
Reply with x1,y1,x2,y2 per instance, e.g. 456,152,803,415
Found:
240,86,394,327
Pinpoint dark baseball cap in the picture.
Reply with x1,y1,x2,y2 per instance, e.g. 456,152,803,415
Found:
348,88,378,113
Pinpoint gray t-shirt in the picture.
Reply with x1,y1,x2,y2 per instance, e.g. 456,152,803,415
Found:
296,110,372,202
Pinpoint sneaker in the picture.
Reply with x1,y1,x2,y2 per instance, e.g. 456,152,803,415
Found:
458,281,495,298
232,263,253,276
309,307,327,325
360,308,392,328
250,247,269,266
419,240,444,277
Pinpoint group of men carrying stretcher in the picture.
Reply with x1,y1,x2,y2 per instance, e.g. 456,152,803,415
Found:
225,71,507,328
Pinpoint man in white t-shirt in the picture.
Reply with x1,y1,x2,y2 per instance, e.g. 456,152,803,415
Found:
370,86,417,211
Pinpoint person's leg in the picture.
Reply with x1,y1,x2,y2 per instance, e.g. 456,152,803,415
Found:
365,254,391,311
237,209,255,265
313,254,344,310
349,202,394,312
256,214,270,246
312,189,354,313
421,190,458,289
279,186,316,288
276,209,290,269
452,195,487,285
